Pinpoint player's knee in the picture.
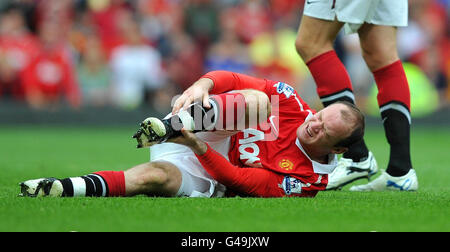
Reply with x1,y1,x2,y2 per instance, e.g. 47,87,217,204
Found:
296,33,338,63
295,36,326,62
136,163,170,187
256,91,271,120
241,89,269,102
148,168,169,186
240,90,271,125
295,36,309,60
361,45,399,71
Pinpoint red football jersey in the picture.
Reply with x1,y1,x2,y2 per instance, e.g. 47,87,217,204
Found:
201,71,338,197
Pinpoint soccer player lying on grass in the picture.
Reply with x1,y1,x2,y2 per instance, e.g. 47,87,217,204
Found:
19,71,364,198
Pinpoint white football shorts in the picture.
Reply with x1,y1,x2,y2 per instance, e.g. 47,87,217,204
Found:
303,0,408,34
149,131,235,197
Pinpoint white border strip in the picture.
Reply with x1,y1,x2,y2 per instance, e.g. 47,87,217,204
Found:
320,90,355,103
380,103,411,124
70,177,86,197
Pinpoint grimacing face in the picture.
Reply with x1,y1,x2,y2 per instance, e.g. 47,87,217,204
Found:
297,103,353,154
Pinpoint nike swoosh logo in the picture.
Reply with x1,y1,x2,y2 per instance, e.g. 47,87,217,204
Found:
306,0,320,4
269,115,279,134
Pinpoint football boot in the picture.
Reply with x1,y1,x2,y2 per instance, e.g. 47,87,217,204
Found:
349,169,418,191
326,151,378,190
19,178,63,197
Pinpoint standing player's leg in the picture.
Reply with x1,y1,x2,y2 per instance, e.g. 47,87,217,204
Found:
295,15,377,190
349,24,418,191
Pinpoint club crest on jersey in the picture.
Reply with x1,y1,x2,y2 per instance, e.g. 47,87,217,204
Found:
274,82,294,98
278,158,293,171
280,176,303,195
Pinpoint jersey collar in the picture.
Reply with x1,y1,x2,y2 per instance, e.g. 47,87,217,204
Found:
295,138,338,174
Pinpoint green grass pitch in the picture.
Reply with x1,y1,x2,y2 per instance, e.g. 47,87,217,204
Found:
0,125,449,232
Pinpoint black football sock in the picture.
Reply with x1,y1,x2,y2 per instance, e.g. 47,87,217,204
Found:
380,104,412,177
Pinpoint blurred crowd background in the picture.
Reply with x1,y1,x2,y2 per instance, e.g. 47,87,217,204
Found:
0,0,448,116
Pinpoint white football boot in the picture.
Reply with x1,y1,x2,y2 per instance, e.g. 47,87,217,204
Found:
133,117,170,148
326,151,378,190
19,178,64,197
349,169,418,191
132,110,196,148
